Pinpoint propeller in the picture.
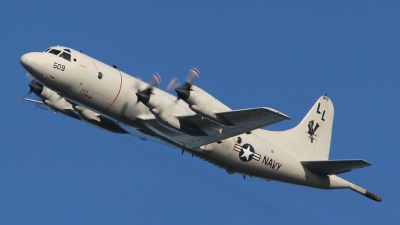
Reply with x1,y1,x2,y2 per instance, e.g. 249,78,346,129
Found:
121,76,142,120
25,72,43,96
28,79,44,96
18,73,44,107
166,77,179,91
121,73,161,119
175,68,199,101
135,73,161,104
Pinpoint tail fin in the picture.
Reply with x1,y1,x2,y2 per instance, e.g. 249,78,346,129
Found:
258,95,334,160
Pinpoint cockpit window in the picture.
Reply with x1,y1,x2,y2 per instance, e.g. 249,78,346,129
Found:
64,49,71,53
44,48,50,52
49,49,61,55
59,52,71,61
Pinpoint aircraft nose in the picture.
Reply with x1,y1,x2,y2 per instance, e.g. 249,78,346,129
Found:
20,52,47,75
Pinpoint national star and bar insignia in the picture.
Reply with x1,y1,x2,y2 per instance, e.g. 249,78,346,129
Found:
233,144,261,162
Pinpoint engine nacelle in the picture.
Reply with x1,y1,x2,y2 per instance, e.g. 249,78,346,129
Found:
137,89,207,136
142,90,180,126
177,85,233,126
29,81,127,134
74,105,128,134
29,82,81,120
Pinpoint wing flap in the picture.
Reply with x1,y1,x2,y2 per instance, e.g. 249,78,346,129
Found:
301,159,371,175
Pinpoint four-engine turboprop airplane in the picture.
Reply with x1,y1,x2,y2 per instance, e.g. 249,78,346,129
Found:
20,46,381,202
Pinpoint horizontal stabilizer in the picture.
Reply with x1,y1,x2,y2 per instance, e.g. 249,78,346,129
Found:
301,159,371,175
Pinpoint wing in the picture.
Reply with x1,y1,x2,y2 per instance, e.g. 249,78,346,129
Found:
301,159,371,175
140,107,290,148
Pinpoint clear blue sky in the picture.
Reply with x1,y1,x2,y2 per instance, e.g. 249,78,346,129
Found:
1,1,399,224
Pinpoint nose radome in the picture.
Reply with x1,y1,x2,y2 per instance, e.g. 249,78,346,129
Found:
20,52,46,72
20,53,31,69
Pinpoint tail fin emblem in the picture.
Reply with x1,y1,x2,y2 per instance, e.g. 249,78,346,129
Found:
307,120,319,143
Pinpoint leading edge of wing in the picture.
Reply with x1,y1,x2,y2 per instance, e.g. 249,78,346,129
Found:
301,159,371,175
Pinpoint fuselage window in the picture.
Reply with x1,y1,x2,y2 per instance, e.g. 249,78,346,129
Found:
49,49,61,55
44,48,50,52
59,52,71,61
64,49,71,53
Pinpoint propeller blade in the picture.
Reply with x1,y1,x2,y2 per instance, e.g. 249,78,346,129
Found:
129,76,142,88
186,68,200,86
149,73,161,88
25,72,35,82
167,77,179,90
121,77,142,119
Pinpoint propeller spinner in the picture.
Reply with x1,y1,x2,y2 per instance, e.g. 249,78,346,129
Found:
28,80,44,96
175,68,200,101
135,73,161,104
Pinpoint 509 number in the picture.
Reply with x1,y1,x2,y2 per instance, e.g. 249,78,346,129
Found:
53,62,65,71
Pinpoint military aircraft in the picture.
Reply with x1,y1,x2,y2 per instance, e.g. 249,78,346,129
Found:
20,46,381,202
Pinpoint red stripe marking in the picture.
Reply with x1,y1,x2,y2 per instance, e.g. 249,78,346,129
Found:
234,145,242,152
103,70,123,113
153,73,161,84
190,68,200,76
